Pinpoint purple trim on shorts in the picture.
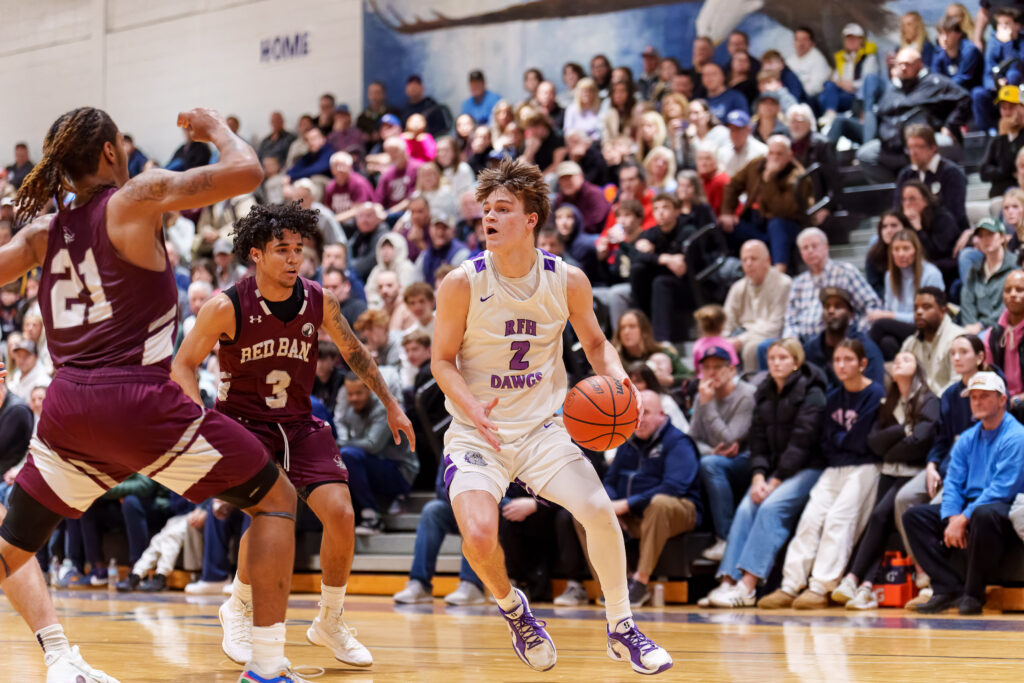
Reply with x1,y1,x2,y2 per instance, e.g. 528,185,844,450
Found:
512,477,551,507
473,257,487,272
442,454,458,498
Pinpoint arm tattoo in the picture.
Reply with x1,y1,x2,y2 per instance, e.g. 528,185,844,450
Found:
124,170,214,202
326,294,396,405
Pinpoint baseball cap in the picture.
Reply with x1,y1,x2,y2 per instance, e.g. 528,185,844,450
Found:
213,238,233,256
556,160,583,178
842,23,865,37
0,197,13,208
380,113,401,128
961,371,1007,397
754,91,781,107
819,286,854,309
997,85,1021,105
725,110,750,128
430,210,454,227
642,46,659,57
334,104,350,115
12,339,36,355
698,346,735,366
974,217,1007,236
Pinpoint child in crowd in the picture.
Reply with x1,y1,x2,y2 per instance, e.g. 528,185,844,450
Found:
693,304,740,375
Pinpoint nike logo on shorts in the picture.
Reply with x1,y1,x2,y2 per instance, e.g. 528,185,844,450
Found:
480,294,494,302
543,422,553,428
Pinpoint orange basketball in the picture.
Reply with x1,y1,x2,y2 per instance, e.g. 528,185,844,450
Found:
562,375,638,450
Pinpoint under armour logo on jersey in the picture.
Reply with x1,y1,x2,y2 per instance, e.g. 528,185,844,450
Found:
250,315,262,324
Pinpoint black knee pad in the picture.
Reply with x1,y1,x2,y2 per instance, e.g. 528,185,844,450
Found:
0,485,64,553
218,459,283,509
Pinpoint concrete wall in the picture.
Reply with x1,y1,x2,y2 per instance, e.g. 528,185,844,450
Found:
0,0,363,167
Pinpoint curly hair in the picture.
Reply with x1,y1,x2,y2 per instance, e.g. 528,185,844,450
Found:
16,107,119,223
230,201,321,262
475,157,550,229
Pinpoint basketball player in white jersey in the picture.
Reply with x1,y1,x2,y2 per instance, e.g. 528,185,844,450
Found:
432,158,673,675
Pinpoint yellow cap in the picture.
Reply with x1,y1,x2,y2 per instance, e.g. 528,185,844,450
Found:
997,85,1021,105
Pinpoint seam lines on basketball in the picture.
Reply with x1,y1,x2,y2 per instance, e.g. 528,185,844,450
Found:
564,414,624,428
606,376,618,451
577,381,616,417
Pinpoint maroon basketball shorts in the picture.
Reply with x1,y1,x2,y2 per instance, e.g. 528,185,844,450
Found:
217,409,349,496
16,366,272,519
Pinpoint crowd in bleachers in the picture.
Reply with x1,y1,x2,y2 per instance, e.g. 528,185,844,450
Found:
7,2,1024,613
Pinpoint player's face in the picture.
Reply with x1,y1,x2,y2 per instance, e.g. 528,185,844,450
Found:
481,187,537,253
254,229,304,289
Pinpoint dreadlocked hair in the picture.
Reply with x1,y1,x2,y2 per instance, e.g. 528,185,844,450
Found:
230,201,321,263
475,157,550,229
16,107,119,224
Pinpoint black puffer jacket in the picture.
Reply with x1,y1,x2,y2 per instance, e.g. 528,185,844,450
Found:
748,362,828,481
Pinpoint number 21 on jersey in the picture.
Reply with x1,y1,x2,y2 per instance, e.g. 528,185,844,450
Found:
50,248,112,329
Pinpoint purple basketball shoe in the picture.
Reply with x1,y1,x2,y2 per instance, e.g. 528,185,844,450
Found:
607,617,673,675
499,588,557,671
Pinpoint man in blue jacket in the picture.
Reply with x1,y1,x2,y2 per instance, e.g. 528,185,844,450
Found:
603,391,701,606
903,372,1024,614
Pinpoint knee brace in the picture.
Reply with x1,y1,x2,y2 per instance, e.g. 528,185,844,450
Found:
252,511,296,522
218,459,282,509
0,485,64,555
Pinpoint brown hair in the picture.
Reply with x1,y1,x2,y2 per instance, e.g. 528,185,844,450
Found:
353,308,390,332
475,158,551,229
694,304,726,336
402,330,432,348
403,281,436,304
887,228,925,303
613,309,668,359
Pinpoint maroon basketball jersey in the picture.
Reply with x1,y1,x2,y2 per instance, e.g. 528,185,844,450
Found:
38,187,178,370
216,276,323,422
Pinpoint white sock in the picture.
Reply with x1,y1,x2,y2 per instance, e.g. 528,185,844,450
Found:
36,624,71,657
251,622,287,674
233,575,252,606
320,583,347,617
495,588,522,613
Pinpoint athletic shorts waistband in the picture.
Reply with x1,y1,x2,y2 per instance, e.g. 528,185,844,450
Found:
55,364,172,385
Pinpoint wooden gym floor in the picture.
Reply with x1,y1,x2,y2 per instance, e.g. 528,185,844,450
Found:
3,590,1024,681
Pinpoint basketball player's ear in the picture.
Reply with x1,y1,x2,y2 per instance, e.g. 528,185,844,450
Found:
249,247,261,265
526,212,538,232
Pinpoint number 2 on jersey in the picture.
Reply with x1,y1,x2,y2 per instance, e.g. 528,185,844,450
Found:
265,369,292,409
50,248,112,329
509,341,531,371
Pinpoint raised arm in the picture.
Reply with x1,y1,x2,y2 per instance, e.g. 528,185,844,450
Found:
322,288,414,448
170,293,235,406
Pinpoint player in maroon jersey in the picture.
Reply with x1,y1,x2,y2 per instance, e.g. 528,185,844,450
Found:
0,106,313,683
172,201,415,670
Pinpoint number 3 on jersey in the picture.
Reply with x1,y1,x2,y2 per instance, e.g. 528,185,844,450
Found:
50,248,112,329
265,369,292,409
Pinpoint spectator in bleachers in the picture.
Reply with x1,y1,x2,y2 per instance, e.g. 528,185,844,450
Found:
695,142,730,215
787,26,831,101
285,114,314,168
625,362,688,431
434,137,476,199
593,200,644,326
803,287,886,389
682,101,730,170
727,52,759,107
347,202,389,282
326,104,363,157
394,196,430,262
323,267,367,327
117,493,199,593
724,240,791,370
614,309,686,383
257,111,296,166
590,53,613,97
5,142,33,190
388,282,436,337
377,136,422,211
563,128,611,186
674,170,715,229
720,135,813,269
356,81,397,142
183,500,243,595
402,75,449,137
895,124,969,233
702,63,748,122
759,52,807,107
944,2,975,47
643,148,677,196
833,351,938,609
786,104,839,214
563,78,602,142
489,101,514,150
692,305,740,372
901,286,965,396
315,93,336,135
551,205,601,282
0,379,33,496
609,161,657,229
782,228,881,341
981,86,1024,200
703,339,827,606
896,333,993,608
554,160,611,234
414,212,469,289
899,180,961,280
533,80,565,132
638,46,661,101
903,371,1024,614
374,271,404,327
961,218,1017,334
901,12,937,68
353,309,403,368
323,151,375,224
601,78,637,144
758,339,884,610
313,341,346,414
403,114,438,164
413,162,456,218
366,233,415,308
751,92,788,144
692,346,756,556
868,229,944,359
933,15,983,91
557,62,585,109
286,126,333,181
604,390,702,606
986,272,1024,405
717,110,767,178
166,128,211,172
972,7,1024,134
521,113,564,177
651,57,680,103
635,111,667,167
122,134,148,178
818,23,879,129
338,373,418,534
692,37,716,93
8,339,49,402
288,178,346,245
630,194,695,342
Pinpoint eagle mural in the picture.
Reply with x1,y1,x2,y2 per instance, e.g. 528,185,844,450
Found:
366,0,898,55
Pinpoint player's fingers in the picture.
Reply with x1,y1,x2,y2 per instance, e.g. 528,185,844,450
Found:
177,112,191,128
483,397,499,416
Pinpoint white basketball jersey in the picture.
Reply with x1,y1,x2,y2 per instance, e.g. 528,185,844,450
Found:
447,249,570,443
